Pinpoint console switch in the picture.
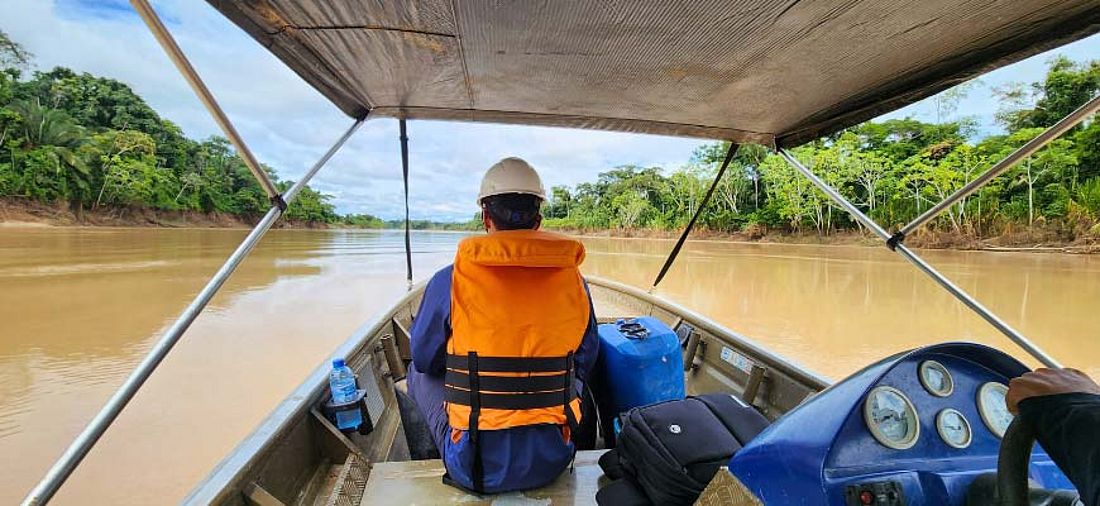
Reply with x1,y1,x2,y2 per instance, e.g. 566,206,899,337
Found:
844,481,905,505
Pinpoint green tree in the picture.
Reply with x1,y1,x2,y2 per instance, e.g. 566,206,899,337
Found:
0,30,32,70
6,99,90,205
87,130,159,209
996,57,1100,132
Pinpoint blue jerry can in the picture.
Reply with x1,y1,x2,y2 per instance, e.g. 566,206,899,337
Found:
597,316,686,417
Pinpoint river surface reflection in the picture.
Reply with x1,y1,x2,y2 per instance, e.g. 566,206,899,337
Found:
0,228,1096,504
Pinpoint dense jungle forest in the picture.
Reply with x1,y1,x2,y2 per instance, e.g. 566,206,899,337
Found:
0,30,354,226
540,57,1100,247
3,29,1100,245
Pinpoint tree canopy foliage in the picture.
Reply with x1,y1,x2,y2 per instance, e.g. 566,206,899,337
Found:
4,28,1099,239
542,56,1100,241
0,30,382,226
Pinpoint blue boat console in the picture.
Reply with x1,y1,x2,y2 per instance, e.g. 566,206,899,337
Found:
727,343,1076,505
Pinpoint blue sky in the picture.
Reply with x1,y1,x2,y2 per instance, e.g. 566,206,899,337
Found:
4,1,1099,221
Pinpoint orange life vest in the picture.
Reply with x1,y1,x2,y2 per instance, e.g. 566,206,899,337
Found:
444,229,590,432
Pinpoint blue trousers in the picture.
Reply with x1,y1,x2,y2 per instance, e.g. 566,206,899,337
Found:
406,363,450,455
406,363,577,492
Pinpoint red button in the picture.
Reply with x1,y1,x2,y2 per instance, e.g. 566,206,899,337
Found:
859,490,874,505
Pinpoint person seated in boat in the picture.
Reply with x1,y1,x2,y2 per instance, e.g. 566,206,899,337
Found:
1007,367,1100,505
406,157,599,494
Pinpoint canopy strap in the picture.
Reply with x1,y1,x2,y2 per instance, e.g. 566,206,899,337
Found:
651,142,739,290
399,119,412,287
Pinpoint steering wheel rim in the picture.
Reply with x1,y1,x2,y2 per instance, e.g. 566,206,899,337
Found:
997,414,1037,506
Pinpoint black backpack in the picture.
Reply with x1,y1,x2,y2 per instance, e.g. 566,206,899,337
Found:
597,393,770,506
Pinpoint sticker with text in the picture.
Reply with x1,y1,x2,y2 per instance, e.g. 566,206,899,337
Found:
720,346,754,374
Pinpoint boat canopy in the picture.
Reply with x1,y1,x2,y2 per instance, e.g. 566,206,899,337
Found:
209,0,1100,146
20,2,1100,503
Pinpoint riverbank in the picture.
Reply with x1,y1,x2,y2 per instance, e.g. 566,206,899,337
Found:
3,199,1098,253
0,198,330,229
550,225,1100,254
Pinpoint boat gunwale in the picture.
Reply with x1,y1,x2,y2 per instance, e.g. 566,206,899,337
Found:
585,276,832,391
184,275,832,504
183,283,425,505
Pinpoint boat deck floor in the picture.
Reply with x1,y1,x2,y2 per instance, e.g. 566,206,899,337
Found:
361,450,609,505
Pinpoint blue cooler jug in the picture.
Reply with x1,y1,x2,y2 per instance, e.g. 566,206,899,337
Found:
597,316,686,417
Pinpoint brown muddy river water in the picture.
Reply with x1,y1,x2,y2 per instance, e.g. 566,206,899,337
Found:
1,227,1097,504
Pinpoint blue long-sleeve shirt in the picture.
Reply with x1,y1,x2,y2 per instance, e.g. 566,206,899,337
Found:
410,264,600,492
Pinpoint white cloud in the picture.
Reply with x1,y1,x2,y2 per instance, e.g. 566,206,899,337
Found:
3,1,1098,220
881,37,1100,136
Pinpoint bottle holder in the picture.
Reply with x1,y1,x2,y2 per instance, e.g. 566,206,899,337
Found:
323,389,374,435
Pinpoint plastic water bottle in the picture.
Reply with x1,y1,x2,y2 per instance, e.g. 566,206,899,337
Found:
329,358,362,430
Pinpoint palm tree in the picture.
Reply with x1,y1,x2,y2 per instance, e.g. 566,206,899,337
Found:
9,98,91,207
10,98,84,149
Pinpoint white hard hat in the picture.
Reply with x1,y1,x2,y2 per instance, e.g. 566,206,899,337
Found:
477,157,546,204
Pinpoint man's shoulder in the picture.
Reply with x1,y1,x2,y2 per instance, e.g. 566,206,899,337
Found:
427,264,455,288
433,264,454,279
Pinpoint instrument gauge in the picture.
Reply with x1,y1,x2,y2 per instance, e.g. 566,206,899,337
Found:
919,360,954,397
864,386,920,450
935,408,972,449
977,382,1013,438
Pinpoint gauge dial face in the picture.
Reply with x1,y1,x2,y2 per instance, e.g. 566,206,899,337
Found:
936,408,972,448
864,386,920,450
978,382,1013,438
919,360,954,397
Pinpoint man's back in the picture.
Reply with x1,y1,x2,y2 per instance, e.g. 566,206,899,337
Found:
407,238,598,492
405,157,599,494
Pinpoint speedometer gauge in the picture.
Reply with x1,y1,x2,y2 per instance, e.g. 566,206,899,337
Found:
936,408,972,448
978,382,1013,438
919,360,953,397
864,386,920,450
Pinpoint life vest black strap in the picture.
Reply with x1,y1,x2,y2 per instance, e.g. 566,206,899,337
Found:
445,386,577,410
445,354,571,373
443,351,579,494
563,351,579,432
444,370,569,393
467,352,483,493
563,352,579,474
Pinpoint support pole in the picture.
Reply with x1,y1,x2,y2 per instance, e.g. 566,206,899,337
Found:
777,150,890,239
130,0,280,201
22,119,364,506
399,119,413,288
899,93,1100,237
778,150,1062,369
651,142,739,290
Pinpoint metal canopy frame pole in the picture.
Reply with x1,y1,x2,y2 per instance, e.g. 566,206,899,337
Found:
777,150,1062,369
899,93,1100,238
22,117,365,506
22,2,369,502
130,0,280,202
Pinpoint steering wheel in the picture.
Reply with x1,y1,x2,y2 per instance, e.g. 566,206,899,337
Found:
992,414,1081,506
997,415,1037,506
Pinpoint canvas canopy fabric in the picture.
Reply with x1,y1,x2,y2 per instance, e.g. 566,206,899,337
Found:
208,0,1100,147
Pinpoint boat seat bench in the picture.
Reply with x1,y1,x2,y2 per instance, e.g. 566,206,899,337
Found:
360,450,609,505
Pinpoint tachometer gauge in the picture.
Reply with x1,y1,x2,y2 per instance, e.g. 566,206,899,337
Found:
936,408,972,449
919,360,953,397
978,382,1013,438
864,386,920,450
